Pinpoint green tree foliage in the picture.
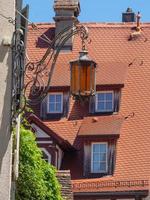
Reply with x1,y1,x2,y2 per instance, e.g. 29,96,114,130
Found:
16,126,62,200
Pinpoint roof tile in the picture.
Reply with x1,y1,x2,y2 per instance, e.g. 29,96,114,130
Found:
78,115,124,136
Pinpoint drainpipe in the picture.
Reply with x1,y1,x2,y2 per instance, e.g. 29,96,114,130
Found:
11,114,21,200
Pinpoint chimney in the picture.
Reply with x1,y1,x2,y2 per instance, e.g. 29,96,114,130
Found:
122,8,136,22
53,0,80,50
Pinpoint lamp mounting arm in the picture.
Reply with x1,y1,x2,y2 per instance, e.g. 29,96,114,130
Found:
24,24,89,108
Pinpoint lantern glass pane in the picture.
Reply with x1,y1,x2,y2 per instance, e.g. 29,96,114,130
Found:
71,65,75,93
70,58,96,97
80,64,92,95
91,65,95,92
71,63,79,95
80,65,87,93
86,65,91,92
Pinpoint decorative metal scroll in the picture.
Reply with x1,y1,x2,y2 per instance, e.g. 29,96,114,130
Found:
11,29,25,123
24,24,89,106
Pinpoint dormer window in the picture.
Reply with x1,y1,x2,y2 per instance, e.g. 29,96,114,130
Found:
91,143,108,173
47,93,63,113
95,91,114,113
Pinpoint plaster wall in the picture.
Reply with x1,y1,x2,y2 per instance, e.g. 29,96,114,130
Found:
0,0,15,199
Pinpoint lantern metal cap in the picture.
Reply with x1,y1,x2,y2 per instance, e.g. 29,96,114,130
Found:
70,50,96,66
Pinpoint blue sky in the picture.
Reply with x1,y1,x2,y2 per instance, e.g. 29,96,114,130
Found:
23,0,150,23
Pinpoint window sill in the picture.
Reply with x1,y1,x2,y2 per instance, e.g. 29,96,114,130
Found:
90,112,115,116
44,113,64,120
84,172,109,179
95,110,114,113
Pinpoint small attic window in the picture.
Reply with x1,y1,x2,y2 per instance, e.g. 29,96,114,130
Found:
91,143,108,173
47,93,63,113
95,91,114,113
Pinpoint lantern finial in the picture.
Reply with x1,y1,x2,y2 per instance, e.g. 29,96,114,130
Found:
80,26,89,51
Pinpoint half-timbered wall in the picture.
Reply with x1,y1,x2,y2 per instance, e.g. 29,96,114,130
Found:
31,123,64,169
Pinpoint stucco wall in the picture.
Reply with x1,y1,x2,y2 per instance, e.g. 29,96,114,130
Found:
0,0,15,199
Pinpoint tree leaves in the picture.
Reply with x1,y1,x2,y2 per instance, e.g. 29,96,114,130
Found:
16,126,62,200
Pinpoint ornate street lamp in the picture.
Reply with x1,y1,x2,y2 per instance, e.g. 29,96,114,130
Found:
23,24,96,107
12,24,96,122
70,49,96,98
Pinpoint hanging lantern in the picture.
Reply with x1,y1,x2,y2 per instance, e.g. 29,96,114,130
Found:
70,50,96,98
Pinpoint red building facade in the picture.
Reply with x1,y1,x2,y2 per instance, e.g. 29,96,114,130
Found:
26,1,150,199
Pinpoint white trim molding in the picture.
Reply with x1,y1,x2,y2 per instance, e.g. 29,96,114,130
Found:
31,123,50,138
41,148,51,163
37,141,53,144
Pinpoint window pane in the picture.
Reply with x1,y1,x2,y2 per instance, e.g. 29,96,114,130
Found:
56,103,61,112
100,162,106,172
56,94,62,102
93,144,100,152
48,93,63,113
100,144,107,153
106,102,113,110
93,162,100,172
98,93,105,101
49,103,55,112
106,93,112,101
92,143,107,173
100,153,106,161
49,95,55,103
96,92,114,112
98,102,105,111
93,153,100,162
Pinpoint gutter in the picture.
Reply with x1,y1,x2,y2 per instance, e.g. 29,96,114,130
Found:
74,190,149,198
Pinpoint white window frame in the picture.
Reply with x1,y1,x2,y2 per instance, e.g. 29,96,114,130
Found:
95,91,114,113
41,148,51,163
91,142,108,173
47,92,63,114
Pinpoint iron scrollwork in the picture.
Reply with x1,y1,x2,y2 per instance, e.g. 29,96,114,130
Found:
11,28,25,124
11,24,89,122
24,24,89,106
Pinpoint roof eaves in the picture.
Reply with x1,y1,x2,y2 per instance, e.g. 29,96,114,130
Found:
28,114,75,150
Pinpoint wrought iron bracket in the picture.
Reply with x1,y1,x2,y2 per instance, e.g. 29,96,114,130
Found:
11,28,25,124
24,24,89,106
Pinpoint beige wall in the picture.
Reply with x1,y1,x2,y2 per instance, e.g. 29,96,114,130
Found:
0,0,15,199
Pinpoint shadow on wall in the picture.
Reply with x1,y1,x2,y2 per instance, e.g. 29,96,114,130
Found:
68,99,89,121
0,44,12,173
0,44,8,62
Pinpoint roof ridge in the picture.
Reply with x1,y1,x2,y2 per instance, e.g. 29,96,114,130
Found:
28,22,55,26
44,119,82,124
28,22,150,30
28,114,74,149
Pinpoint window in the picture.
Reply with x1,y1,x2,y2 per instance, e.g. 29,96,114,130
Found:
91,143,108,173
95,91,114,112
41,148,51,163
47,93,63,113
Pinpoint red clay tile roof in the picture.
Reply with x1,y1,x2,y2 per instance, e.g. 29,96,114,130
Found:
29,114,74,149
78,115,124,136
26,22,150,193
72,178,149,193
26,23,131,87
43,119,82,146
